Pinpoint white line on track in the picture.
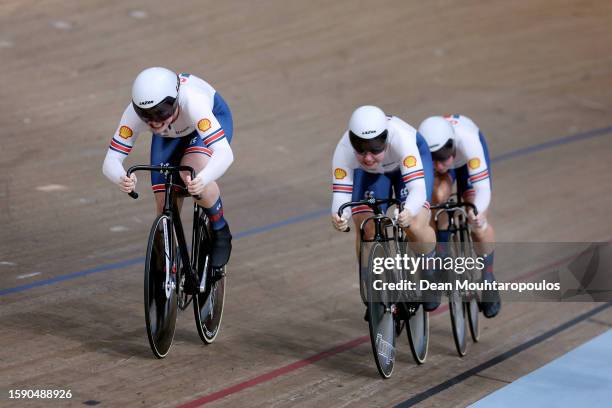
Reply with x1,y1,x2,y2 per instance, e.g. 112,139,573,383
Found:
51,20,73,30
36,184,68,192
129,10,148,19
16,272,42,280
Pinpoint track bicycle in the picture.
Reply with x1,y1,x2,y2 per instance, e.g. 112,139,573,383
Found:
338,195,429,379
127,164,226,358
431,196,480,356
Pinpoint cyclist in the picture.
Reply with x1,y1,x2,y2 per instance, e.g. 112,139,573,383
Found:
102,67,233,272
331,105,439,312
418,114,501,318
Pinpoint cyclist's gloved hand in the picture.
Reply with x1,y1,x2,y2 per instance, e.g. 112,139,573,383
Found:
468,209,488,230
398,208,413,228
119,173,137,193
332,213,349,232
185,174,206,196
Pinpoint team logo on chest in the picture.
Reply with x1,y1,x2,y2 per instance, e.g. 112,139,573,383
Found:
197,118,211,132
118,125,133,139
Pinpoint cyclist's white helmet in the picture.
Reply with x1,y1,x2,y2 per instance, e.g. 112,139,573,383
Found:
348,105,388,154
418,116,456,161
132,67,180,123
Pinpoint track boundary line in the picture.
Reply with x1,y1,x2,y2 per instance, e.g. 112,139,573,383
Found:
176,336,370,408
0,209,327,297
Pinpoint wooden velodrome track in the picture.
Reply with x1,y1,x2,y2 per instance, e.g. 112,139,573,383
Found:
1,1,611,407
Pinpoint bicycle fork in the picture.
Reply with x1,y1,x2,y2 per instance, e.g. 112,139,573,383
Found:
161,217,176,298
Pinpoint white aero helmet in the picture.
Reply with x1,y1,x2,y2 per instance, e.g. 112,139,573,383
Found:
418,116,456,161
348,105,389,154
131,67,180,123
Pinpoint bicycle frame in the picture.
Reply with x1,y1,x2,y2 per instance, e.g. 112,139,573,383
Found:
130,164,226,357
165,184,194,287
431,197,479,292
338,196,407,300
339,195,429,373
432,196,476,242
339,196,403,243
359,213,401,244
127,165,202,297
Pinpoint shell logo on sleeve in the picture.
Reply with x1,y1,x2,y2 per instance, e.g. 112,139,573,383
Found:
197,119,211,132
118,126,133,139
468,158,481,169
334,168,347,180
403,155,417,168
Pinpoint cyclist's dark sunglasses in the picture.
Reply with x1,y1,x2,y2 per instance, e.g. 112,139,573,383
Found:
349,130,388,155
431,138,456,161
133,96,178,123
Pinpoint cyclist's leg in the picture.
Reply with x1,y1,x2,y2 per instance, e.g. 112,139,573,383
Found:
432,171,453,205
182,94,234,268
179,92,233,209
402,207,435,253
350,170,391,255
407,206,441,312
184,92,234,212
431,170,453,239
179,142,230,269
179,140,220,208
401,205,439,311
150,134,185,215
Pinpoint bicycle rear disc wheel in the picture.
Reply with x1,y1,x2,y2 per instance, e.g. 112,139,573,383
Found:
194,219,226,344
366,242,396,379
144,215,178,358
449,288,468,356
407,303,429,364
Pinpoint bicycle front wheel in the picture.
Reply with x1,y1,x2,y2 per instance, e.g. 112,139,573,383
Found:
461,230,481,343
144,215,178,358
366,241,396,379
445,230,469,356
467,295,480,342
193,216,226,344
449,287,468,356
397,240,429,364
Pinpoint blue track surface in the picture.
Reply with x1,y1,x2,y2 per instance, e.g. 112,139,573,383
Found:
469,329,612,408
